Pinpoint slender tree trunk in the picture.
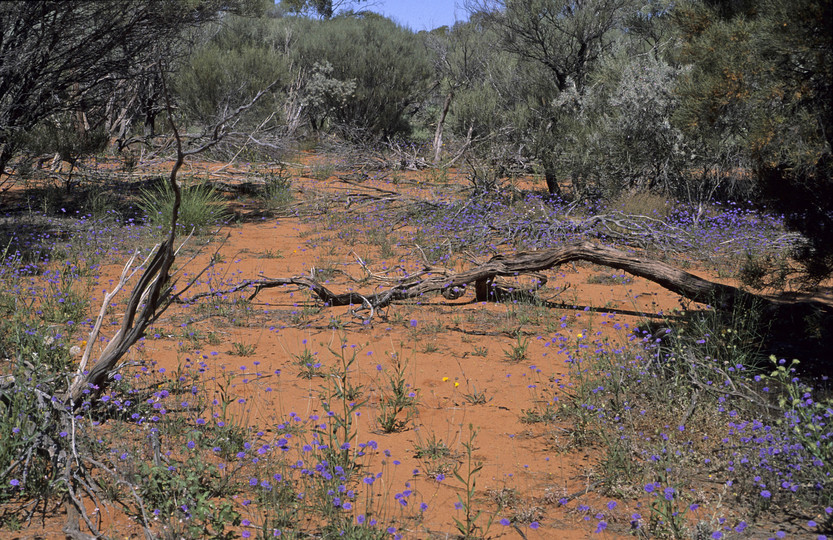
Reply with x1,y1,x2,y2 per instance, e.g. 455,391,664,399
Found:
433,91,454,164
144,110,156,138
544,166,561,197
0,143,12,180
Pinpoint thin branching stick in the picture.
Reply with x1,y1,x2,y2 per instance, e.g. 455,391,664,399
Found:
76,248,148,376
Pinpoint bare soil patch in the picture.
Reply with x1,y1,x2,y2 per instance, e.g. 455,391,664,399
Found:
2,156,830,539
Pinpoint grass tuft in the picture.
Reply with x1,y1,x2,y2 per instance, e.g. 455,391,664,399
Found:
138,177,229,234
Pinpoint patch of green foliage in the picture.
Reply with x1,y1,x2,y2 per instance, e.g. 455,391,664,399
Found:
138,178,230,235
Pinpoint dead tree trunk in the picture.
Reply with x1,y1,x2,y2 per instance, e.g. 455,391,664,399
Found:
63,77,184,409
479,242,745,308
218,241,752,314
433,91,453,164
50,68,279,538
63,76,278,408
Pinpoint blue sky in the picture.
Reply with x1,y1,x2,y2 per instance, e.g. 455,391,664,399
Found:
373,0,467,31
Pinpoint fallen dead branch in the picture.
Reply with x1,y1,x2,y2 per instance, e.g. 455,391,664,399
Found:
189,241,754,315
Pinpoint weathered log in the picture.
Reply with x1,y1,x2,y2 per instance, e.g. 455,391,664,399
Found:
234,241,750,311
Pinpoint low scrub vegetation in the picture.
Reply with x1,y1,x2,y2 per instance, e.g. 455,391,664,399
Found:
0,0,831,538
0,154,829,538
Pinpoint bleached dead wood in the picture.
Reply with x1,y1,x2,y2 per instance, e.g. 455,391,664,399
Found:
195,241,752,317
63,71,275,408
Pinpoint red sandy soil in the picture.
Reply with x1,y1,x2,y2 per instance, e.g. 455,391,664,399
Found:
5,156,811,539
41,221,690,539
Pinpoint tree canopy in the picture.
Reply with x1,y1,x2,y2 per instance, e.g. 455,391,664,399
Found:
0,0,266,175
2,0,831,278
674,0,833,279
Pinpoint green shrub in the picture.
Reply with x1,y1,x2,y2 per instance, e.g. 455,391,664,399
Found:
139,178,229,235
21,114,109,191
257,165,294,214
292,14,432,138
738,250,790,290
174,15,289,128
310,162,335,181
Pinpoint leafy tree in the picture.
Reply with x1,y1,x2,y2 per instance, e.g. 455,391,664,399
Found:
465,0,637,195
556,53,688,200
674,0,833,280
534,1,714,203
279,0,369,19
424,15,537,174
0,0,264,177
292,14,432,138
476,0,632,92
752,0,833,281
424,21,494,161
672,2,758,201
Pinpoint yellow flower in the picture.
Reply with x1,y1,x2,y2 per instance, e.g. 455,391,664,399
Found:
454,382,459,388
577,333,583,338
442,377,449,382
